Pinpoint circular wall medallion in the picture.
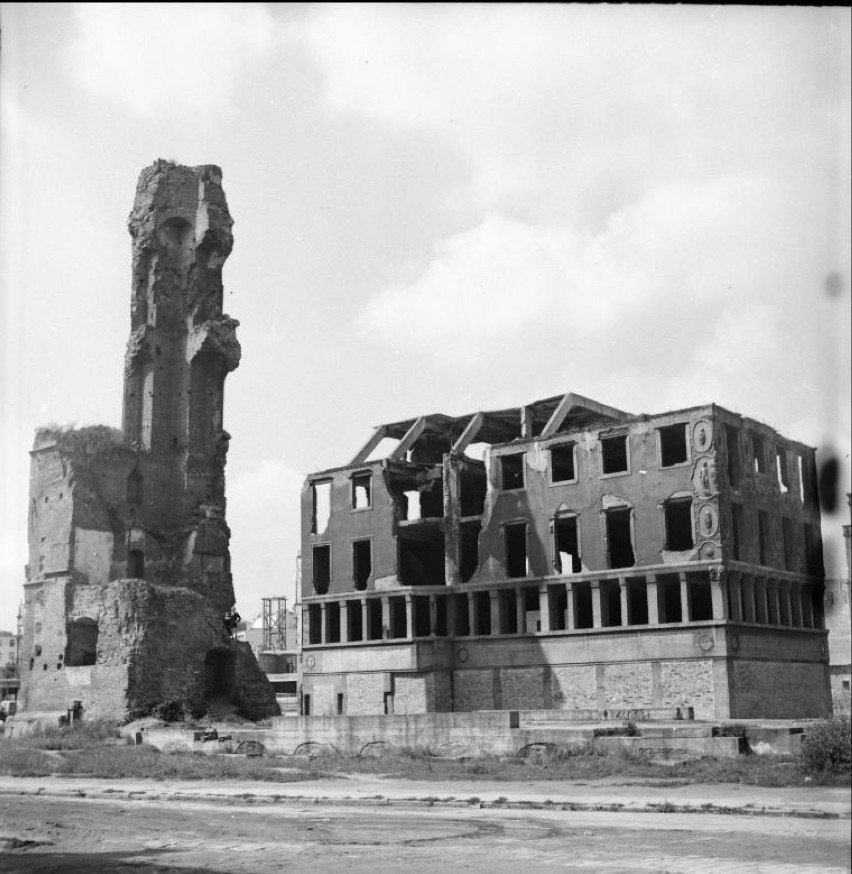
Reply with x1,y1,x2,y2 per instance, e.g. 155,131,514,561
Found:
697,502,719,537
697,632,715,652
698,541,718,560
730,634,740,652
304,654,316,669
692,457,715,498
692,419,714,453
457,647,470,663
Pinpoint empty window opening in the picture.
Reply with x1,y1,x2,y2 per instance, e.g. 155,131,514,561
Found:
757,511,769,566
505,523,528,578
347,602,363,642
353,540,371,590
731,503,743,561
605,509,635,569
459,466,487,516
128,549,145,580
399,532,446,586
800,456,817,506
434,596,448,636
782,518,794,571
403,490,422,521
326,602,341,643
554,516,581,574
725,425,742,487
127,469,144,505
351,473,372,509
751,434,767,474
664,499,694,551
337,693,345,716
474,590,491,635
548,585,568,631
657,575,682,623
64,618,98,667
573,582,594,629
804,524,823,576
550,444,576,483
767,587,779,625
413,596,431,637
600,580,621,627
308,604,322,644
389,597,407,639
203,648,235,700
778,589,791,626
460,523,481,582
601,435,628,475
312,481,331,534
776,450,790,493
303,694,311,716
367,598,383,641
501,454,525,490
689,575,713,621
523,587,540,632
659,424,688,467
498,589,518,634
627,579,649,625
383,692,394,715
313,545,331,595
454,593,470,636
419,484,443,518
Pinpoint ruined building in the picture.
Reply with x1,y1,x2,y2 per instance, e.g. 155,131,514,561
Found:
300,393,831,719
19,162,278,721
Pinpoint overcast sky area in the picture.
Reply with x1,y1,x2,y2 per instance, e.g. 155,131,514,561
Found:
1,4,850,633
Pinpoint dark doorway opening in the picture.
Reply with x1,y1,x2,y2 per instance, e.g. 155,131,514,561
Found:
204,648,235,699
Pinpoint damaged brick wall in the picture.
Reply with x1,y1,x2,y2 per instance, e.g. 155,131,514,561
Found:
19,162,278,721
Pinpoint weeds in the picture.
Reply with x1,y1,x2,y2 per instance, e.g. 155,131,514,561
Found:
801,716,851,775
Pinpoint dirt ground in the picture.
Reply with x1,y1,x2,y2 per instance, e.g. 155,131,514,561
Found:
1,793,849,873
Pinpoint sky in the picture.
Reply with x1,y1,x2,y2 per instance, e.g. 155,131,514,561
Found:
1,4,850,633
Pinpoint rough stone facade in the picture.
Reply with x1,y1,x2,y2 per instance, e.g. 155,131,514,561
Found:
18,162,278,722
300,393,831,719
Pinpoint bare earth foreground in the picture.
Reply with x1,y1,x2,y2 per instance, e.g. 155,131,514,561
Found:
0,775,849,873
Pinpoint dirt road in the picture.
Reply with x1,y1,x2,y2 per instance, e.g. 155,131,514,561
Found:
1,793,849,873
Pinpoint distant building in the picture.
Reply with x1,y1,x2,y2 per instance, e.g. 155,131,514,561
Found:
824,493,852,712
299,392,830,720
0,630,19,700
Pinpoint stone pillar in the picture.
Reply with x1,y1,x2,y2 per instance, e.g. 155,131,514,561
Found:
320,602,328,644
405,594,414,639
619,577,629,626
591,581,602,629
539,583,551,632
709,569,729,621
779,581,792,626
490,591,501,635
646,574,660,625
381,596,390,640
565,582,576,630
361,598,369,640
340,602,349,643
678,572,691,623
429,594,438,636
516,589,527,634
302,606,310,645
468,591,478,636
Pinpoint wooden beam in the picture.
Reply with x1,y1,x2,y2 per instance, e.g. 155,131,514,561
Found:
349,425,387,465
541,391,629,437
451,412,484,454
521,406,535,439
390,416,427,461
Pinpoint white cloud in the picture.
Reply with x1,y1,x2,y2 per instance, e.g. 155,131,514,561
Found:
69,3,276,117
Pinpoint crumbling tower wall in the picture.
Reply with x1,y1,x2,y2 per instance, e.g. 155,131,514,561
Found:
18,161,278,722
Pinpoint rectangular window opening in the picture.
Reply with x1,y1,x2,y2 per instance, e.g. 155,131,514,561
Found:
474,590,491,636
353,540,371,590
627,579,649,625
435,596,447,637
454,593,470,636
605,509,635,569
351,472,372,510
690,575,713,621
326,602,340,643
524,587,541,632
367,598,383,641
399,533,446,586
413,596,431,637
664,499,694,551
731,503,743,561
658,574,682,624
751,434,767,474
782,517,794,571
347,601,363,642
601,434,628,475
312,545,331,595
389,597,407,639
311,480,331,534
573,581,593,628
757,511,769,566
500,454,525,490
554,516,582,574
505,522,528,578
550,443,576,483
460,523,480,582
548,585,567,631
459,465,487,516
336,693,344,716
307,604,322,645
659,424,688,467
725,425,742,487
600,580,621,627
499,589,518,634
804,523,823,576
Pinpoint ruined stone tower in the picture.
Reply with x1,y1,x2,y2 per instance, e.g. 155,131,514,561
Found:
18,162,278,721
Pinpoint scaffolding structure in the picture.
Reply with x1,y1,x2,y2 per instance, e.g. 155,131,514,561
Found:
261,596,288,652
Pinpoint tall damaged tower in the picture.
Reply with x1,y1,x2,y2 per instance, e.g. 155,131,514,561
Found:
19,162,279,721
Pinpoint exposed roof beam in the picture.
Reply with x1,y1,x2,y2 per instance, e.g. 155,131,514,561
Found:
349,425,387,466
390,416,428,461
521,406,535,439
541,392,629,438
451,412,484,454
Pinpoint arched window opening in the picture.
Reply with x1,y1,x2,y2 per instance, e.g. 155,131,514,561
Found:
128,549,145,579
127,469,144,505
65,618,98,667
